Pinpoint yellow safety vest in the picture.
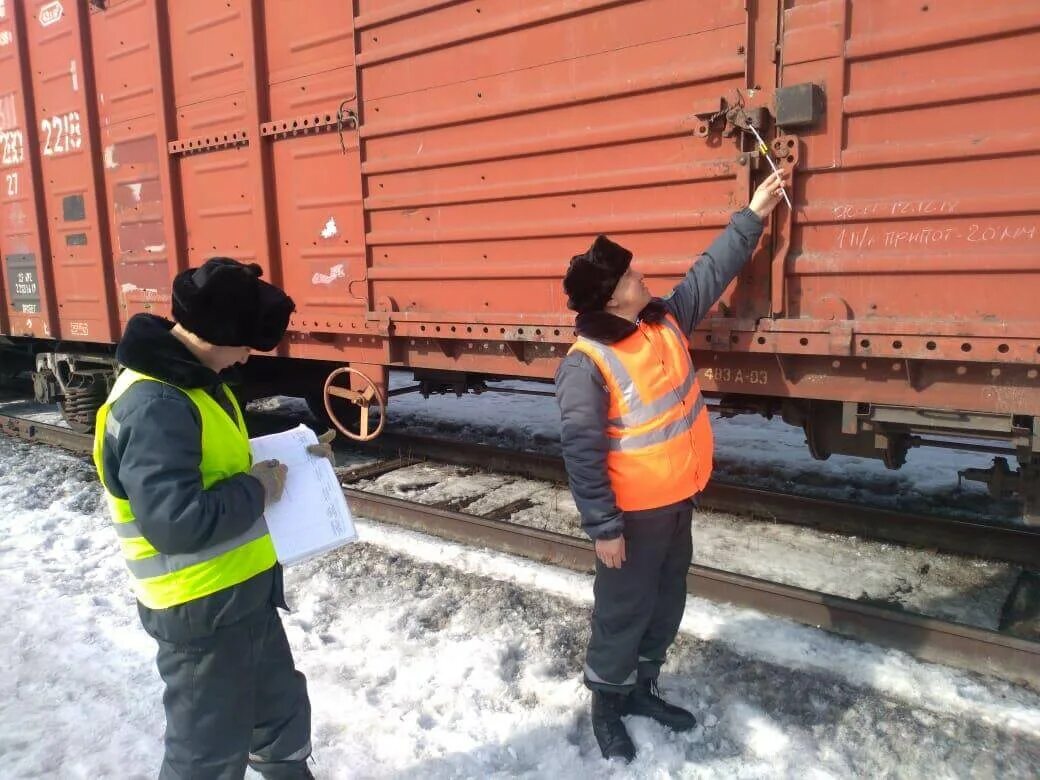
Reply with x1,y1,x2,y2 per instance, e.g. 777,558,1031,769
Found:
92,368,276,609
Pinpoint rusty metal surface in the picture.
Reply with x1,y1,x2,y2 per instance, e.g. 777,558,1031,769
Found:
24,0,117,343
779,0,1040,356
89,0,183,326
2,407,1037,688
262,0,367,340
356,0,751,323
0,0,55,340
0,1,1038,425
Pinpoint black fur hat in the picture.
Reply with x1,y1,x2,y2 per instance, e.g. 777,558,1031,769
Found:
171,257,295,351
563,235,633,313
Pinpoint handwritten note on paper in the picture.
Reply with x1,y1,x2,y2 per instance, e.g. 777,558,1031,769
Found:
250,424,357,566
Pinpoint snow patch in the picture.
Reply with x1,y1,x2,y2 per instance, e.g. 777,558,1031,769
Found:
2,427,1039,778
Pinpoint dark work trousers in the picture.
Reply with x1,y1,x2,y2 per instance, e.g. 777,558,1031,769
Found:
584,503,694,692
154,607,312,779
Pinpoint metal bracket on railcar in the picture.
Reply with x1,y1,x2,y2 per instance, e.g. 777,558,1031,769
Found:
960,455,1040,526
692,84,824,142
692,96,767,140
337,102,359,155
322,366,386,442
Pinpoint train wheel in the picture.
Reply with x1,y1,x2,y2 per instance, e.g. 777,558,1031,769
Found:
58,382,106,433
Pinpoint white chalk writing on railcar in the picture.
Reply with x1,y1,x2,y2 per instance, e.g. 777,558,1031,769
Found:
882,228,955,249
833,200,958,221
890,200,958,217
837,226,875,249
69,322,88,337
838,224,1038,250
966,224,1036,243
882,224,1037,248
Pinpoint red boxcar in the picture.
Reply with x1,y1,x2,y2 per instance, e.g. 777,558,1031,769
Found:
1,1,1039,515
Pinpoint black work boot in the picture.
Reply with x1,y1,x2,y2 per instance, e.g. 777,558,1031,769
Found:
622,679,697,731
591,691,637,762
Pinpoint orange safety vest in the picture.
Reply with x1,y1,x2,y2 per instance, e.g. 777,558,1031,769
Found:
568,313,713,511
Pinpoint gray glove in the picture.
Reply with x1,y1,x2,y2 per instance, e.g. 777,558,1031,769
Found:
250,459,288,505
306,429,337,466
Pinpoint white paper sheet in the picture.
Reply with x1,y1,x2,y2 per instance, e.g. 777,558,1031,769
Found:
249,424,357,566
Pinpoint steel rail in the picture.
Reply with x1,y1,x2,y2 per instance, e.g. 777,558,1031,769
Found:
0,413,99,453
1,412,1037,689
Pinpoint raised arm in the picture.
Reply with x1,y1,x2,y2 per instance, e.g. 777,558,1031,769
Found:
663,169,788,333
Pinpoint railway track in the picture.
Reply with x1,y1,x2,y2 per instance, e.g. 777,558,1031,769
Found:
1,410,1038,691
362,431,1040,569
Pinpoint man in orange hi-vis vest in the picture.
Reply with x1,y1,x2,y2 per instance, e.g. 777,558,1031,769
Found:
556,169,789,762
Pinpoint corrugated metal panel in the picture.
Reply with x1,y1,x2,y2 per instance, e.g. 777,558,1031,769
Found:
355,0,753,321
90,0,182,325
782,0,1040,368
1,0,1037,421
262,0,367,333
25,0,117,342
165,0,272,284
0,0,54,338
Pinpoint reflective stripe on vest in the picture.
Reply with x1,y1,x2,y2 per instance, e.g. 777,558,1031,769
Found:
92,368,277,610
568,313,713,510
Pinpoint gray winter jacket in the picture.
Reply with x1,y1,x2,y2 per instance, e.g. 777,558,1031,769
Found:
555,208,764,539
98,314,279,643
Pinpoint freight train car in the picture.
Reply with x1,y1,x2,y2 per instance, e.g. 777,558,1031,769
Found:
1,1,1039,519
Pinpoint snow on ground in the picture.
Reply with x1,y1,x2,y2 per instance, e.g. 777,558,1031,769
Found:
0,397,67,426
2,436,1039,778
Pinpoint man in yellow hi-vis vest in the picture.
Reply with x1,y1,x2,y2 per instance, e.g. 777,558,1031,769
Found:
556,171,789,762
93,258,328,779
